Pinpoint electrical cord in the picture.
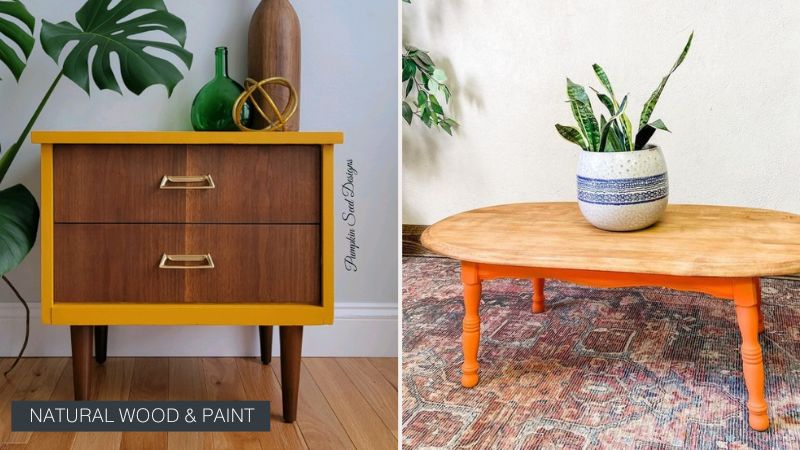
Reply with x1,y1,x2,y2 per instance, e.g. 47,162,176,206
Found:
2,275,29,377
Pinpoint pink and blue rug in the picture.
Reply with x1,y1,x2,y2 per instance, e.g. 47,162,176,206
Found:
402,257,800,449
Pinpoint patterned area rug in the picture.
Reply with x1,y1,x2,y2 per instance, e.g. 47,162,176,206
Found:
402,257,800,449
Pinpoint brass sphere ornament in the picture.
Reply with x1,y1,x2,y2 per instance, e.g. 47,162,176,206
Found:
232,77,298,131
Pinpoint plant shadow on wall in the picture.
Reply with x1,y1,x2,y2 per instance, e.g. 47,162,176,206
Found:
402,0,485,221
0,0,192,375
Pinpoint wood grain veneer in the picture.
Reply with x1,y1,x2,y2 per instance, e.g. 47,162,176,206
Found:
54,144,320,223
54,224,320,304
54,144,186,223
185,144,319,223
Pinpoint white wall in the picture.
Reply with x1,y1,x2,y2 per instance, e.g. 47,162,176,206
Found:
403,0,800,224
0,0,398,356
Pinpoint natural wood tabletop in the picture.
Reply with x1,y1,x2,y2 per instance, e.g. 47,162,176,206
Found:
421,202,800,277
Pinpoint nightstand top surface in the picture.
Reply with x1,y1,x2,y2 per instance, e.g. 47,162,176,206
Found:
32,130,343,145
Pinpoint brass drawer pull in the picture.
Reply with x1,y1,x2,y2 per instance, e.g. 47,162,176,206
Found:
159,253,215,269
159,174,215,189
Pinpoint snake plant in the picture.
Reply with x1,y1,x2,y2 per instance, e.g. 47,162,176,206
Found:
556,32,693,152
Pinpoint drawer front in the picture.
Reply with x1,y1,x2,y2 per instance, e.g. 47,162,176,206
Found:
54,144,320,223
54,224,320,304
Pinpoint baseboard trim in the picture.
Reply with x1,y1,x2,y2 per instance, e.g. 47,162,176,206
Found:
0,302,398,357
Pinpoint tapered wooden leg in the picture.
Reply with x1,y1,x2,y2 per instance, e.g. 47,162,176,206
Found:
70,326,93,400
756,279,765,334
259,326,273,365
734,278,769,431
279,326,303,422
461,261,481,388
94,326,108,364
531,278,545,313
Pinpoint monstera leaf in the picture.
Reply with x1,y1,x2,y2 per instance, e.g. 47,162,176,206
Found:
0,0,35,80
0,184,38,276
40,0,192,95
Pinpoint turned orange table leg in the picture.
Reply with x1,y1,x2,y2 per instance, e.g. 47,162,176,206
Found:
756,279,765,334
461,261,481,388
531,278,545,313
734,278,769,431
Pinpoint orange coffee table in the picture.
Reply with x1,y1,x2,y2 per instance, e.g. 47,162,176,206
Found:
421,202,800,431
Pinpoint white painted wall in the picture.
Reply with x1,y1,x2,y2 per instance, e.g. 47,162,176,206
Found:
0,0,398,356
403,0,800,224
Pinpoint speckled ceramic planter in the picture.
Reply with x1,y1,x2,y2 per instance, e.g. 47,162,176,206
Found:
576,145,668,231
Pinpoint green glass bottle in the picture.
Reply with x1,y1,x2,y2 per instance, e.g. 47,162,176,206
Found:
191,47,252,131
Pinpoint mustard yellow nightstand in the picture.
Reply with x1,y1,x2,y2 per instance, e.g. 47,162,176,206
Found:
32,131,342,422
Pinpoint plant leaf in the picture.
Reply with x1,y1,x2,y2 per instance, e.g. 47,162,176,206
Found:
592,89,615,115
555,124,587,150
634,119,671,149
402,56,416,81
592,63,615,99
432,68,447,83
620,112,634,150
566,78,599,150
421,106,432,127
417,90,427,109
441,84,451,103
635,125,655,149
649,118,670,132
607,122,625,152
40,0,193,96
426,76,438,92
429,94,444,114
0,0,35,80
441,121,452,135
638,32,693,129
0,184,38,276
598,95,627,152
414,50,433,67
402,101,413,125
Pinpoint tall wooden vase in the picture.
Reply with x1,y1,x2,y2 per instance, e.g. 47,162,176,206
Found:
248,0,301,131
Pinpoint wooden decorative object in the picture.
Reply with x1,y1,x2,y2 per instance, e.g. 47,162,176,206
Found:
34,130,343,422
248,0,301,131
422,202,800,432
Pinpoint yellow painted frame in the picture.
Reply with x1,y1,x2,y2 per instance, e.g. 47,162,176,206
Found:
32,130,343,145
37,131,340,326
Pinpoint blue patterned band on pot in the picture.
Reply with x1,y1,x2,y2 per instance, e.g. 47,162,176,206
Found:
577,173,668,206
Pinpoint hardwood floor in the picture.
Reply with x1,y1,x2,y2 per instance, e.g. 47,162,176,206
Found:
0,357,397,450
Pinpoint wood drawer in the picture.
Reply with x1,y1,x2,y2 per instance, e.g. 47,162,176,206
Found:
53,144,320,223
53,224,320,304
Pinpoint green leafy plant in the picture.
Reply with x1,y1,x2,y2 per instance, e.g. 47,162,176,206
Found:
0,0,35,81
401,0,457,134
556,33,693,152
0,0,192,375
